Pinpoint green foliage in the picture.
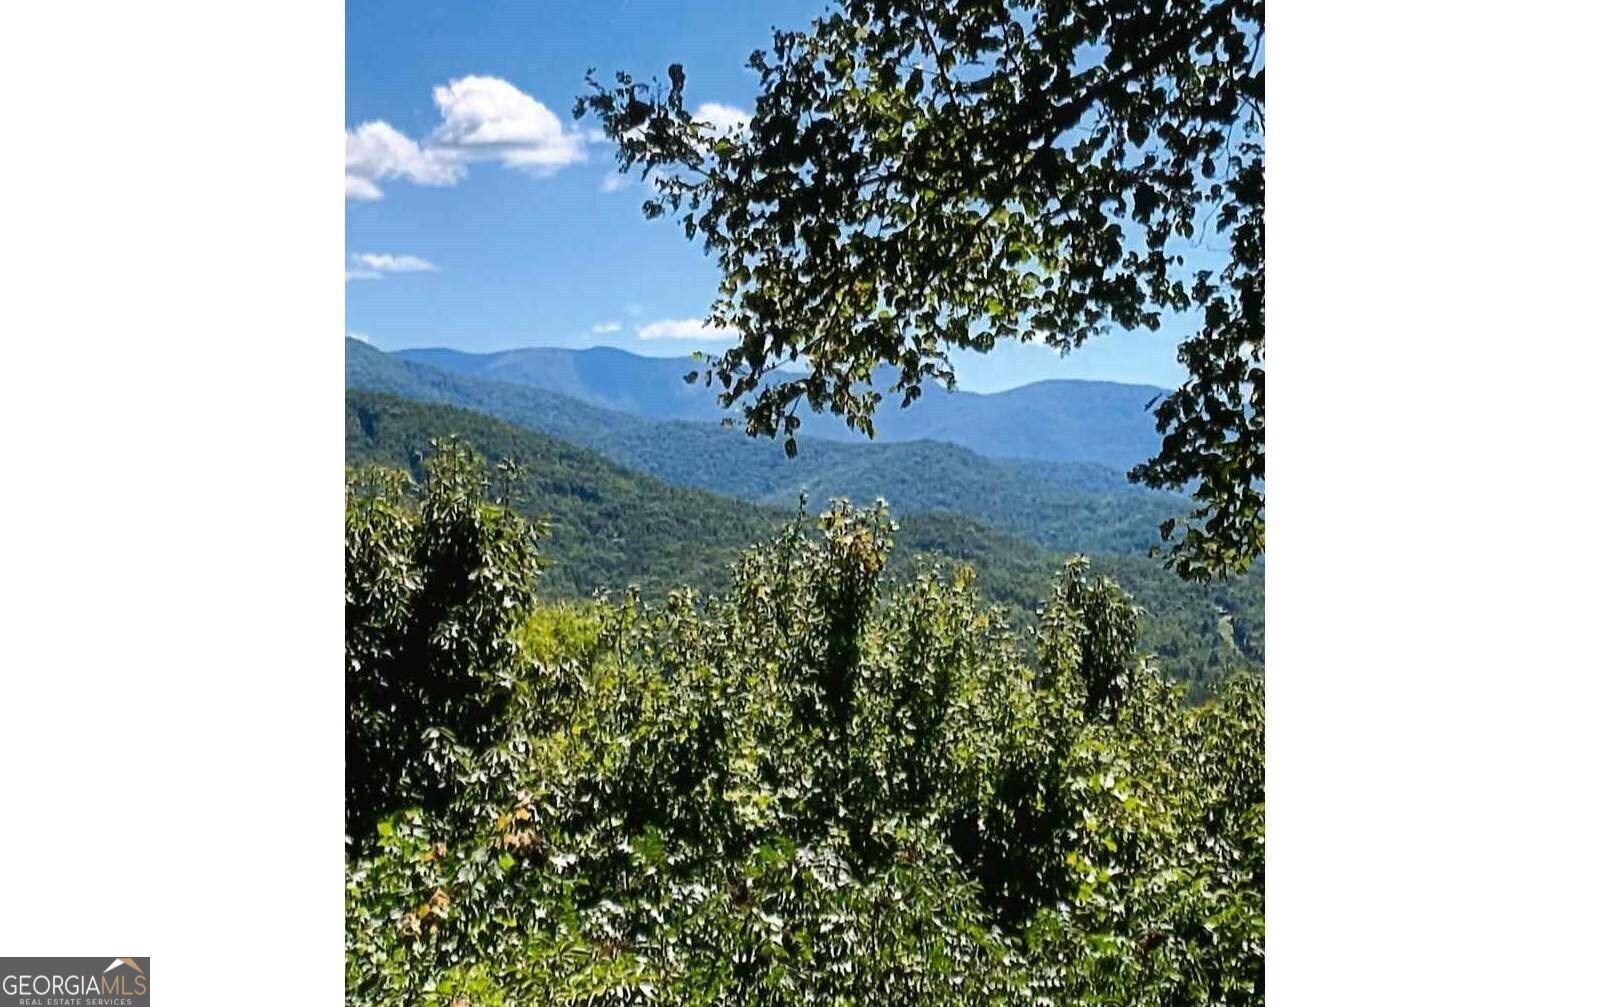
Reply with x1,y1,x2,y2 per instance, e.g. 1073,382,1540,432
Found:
1129,150,1264,581
348,390,1260,693
577,0,1264,579
348,389,779,599
346,468,1264,1005
512,603,604,667
345,440,547,838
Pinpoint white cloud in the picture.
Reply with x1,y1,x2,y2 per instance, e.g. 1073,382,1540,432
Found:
345,174,383,201
636,318,737,342
345,121,464,200
345,269,382,281
591,321,622,334
599,172,630,193
347,331,373,344
692,102,750,134
345,76,585,199
429,76,587,174
351,252,437,273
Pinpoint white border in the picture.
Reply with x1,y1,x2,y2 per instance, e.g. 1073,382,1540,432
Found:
0,0,343,998
1,0,1609,1001
1270,0,1611,1001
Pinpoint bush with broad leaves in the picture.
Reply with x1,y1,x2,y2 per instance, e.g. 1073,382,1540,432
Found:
346,442,1263,1005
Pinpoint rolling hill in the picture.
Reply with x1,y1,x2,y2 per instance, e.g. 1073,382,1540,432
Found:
348,389,778,598
394,343,1169,472
350,339,1186,558
346,390,1260,693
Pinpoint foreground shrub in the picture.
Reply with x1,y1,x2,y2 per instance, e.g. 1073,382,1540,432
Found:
346,446,1263,1005
345,441,547,838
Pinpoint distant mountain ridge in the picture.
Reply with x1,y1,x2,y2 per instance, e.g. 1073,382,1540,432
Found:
395,346,721,423
349,339,1185,558
393,344,1167,473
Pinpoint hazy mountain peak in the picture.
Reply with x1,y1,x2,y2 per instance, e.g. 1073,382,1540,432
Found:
389,343,1165,471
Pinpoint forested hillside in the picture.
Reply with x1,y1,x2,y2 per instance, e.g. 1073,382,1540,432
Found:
396,343,1168,471
347,391,1260,693
351,339,1189,558
345,446,1264,1004
349,390,774,598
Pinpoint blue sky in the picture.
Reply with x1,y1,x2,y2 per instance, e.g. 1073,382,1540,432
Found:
346,0,1196,393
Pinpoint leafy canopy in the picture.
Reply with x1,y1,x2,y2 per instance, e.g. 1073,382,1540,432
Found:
346,442,1264,1005
345,440,547,839
577,0,1265,581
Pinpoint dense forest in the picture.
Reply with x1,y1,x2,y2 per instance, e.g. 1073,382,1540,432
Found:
348,391,1261,695
346,442,1264,1005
